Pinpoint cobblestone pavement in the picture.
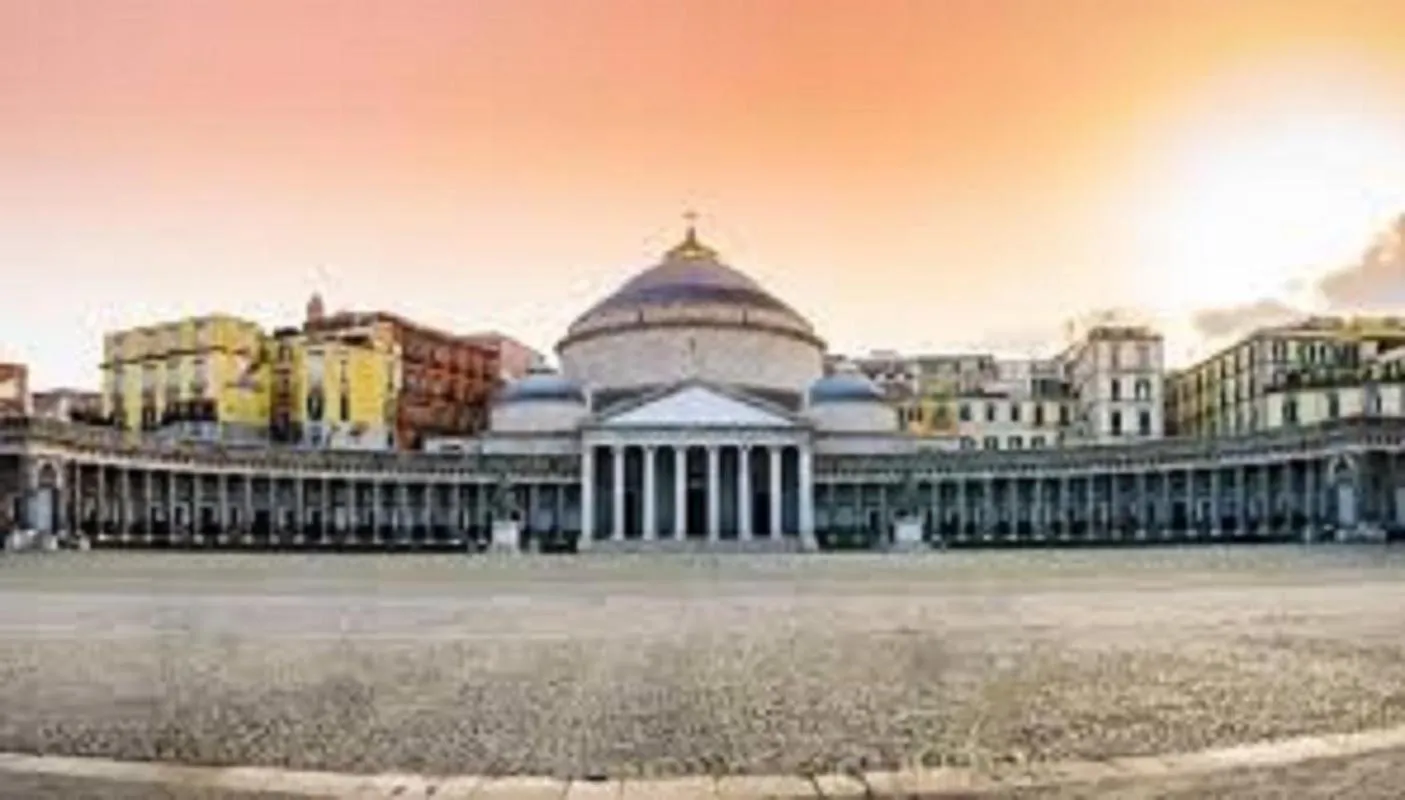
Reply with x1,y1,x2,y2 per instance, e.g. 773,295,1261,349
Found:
1,547,1403,781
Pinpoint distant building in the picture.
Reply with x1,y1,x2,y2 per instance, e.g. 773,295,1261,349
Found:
0,362,29,417
844,351,1074,450
1166,316,1405,438
267,320,400,451
306,302,500,449
31,389,102,423
1059,323,1165,444
101,315,270,441
464,332,543,381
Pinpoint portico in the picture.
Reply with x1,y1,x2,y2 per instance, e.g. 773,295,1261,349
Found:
577,383,815,550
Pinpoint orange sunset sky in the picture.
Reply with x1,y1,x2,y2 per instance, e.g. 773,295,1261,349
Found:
3,0,1405,387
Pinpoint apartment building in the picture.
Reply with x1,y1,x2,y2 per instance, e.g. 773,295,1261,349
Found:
1166,316,1405,437
1060,324,1165,444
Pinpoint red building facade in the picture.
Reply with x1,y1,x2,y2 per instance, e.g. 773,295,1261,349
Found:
308,306,500,450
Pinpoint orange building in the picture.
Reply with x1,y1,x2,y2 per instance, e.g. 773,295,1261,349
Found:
0,362,29,418
305,297,501,449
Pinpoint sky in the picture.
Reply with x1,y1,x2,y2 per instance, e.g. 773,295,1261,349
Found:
3,0,1405,388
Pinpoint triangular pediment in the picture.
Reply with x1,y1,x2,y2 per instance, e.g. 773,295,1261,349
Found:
598,384,799,428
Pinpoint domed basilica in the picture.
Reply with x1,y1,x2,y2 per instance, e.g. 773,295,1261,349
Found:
437,221,903,551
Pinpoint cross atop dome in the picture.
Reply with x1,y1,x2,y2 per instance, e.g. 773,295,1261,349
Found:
667,209,717,260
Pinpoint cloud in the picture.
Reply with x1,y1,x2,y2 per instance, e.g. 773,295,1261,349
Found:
1315,213,1405,312
1190,298,1303,340
1186,213,1405,342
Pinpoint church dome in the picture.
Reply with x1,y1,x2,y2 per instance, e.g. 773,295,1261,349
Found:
807,371,885,404
495,367,585,404
805,363,896,433
563,226,815,339
555,220,826,397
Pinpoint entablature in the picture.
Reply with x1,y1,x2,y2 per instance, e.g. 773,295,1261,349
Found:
814,418,1405,481
0,417,580,481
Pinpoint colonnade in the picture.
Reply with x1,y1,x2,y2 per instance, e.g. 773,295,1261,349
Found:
579,441,815,546
817,454,1402,545
8,445,1405,552
59,463,579,549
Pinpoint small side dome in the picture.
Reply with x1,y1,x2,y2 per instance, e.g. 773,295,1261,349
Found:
807,364,884,404
496,366,586,404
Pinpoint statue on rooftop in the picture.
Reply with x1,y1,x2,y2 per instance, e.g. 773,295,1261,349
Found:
490,472,519,520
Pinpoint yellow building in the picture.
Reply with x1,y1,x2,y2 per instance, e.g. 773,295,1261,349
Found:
268,321,400,451
1167,316,1405,438
102,315,270,440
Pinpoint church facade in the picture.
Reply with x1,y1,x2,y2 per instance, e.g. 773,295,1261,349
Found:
3,227,1405,551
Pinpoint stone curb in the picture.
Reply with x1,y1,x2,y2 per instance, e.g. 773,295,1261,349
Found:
2,723,1404,798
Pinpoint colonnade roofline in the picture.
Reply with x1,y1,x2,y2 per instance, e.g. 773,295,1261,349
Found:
3,415,1405,477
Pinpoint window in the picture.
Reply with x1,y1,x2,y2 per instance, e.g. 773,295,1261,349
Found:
983,436,1000,450
1033,404,1045,427
985,403,996,422
1283,395,1299,425
1137,344,1151,369
958,403,971,422
1326,392,1340,419
1138,410,1151,436
1109,343,1121,369
1135,379,1151,400
1010,403,1021,422
960,436,976,450
1059,405,1070,425
1031,436,1046,449
1110,410,1123,436
1007,436,1023,450
1110,378,1122,401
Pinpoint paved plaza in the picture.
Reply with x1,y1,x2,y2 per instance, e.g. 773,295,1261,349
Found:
1,548,1404,795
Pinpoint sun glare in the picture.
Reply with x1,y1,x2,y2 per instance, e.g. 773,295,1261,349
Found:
1133,64,1405,314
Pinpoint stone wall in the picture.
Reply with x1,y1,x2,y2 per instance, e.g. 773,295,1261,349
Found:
561,321,823,394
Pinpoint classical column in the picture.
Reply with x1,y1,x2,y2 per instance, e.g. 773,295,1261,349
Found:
798,445,815,544
1083,473,1095,539
612,445,626,541
1185,468,1197,536
95,465,106,539
707,444,721,541
738,444,752,541
191,473,202,540
1210,467,1221,536
120,469,132,537
674,446,687,539
1236,465,1248,536
242,473,253,537
1264,461,1275,537
768,446,783,537
1159,471,1171,537
141,470,152,540
167,472,178,541
294,478,305,542
579,447,595,549
347,481,359,539
957,478,969,539
642,445,657,541
320,478,331,540
424,481,436,542
1135,470,1148,536
1032,477,1044,537
984,476,996,537
1298,458,1309,539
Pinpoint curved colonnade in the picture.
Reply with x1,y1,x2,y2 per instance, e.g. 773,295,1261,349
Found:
2,416,1404,552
